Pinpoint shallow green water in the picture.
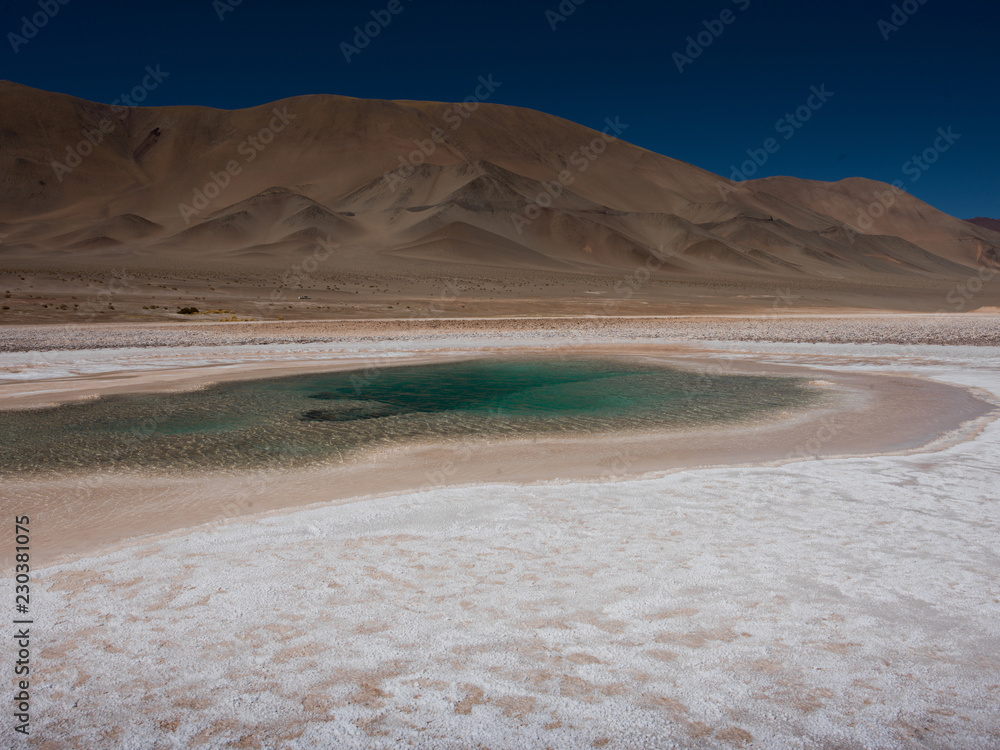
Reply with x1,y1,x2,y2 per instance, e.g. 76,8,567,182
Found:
0,358,818,473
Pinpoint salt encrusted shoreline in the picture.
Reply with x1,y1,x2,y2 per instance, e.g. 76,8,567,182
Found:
3,330,995,566
2,318,999,749
5,339,999,749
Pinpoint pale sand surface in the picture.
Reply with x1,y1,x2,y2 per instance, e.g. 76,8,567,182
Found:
1,338,998,748
1,330,994,567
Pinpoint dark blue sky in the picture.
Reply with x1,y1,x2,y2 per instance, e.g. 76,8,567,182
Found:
3,0,998,218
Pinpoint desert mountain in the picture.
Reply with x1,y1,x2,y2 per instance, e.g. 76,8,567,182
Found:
1,80,998,318
967,217,1000,234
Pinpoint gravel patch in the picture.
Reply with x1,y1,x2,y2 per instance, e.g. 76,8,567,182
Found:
2,314,1000,352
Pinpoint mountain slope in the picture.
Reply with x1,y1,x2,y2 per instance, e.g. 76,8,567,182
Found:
1,80,998,319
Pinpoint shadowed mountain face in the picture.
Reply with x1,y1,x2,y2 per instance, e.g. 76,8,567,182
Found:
967,217,1000,234
1,80,999,317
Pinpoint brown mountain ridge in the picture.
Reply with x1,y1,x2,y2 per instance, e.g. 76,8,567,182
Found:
1,80,998,320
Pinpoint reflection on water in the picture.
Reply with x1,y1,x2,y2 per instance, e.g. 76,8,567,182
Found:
0,358,819,473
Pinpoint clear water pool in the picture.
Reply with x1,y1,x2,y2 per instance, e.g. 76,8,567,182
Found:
0,357,819,473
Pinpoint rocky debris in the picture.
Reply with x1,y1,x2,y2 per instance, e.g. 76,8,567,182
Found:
2,314,1000,353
